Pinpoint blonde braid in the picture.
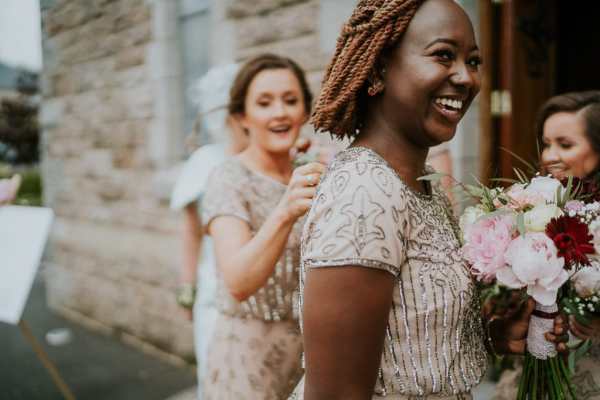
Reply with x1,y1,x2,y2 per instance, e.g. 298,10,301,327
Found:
311,0,426,139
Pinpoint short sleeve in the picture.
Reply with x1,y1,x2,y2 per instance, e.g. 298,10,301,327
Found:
301,157,408,276
202,161,251,229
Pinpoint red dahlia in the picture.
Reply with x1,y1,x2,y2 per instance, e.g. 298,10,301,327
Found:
546,215,594,268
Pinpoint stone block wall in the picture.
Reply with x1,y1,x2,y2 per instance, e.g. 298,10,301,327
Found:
39,0,340,360
40,0,192,359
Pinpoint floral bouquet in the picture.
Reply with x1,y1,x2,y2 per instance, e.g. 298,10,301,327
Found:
455,173,600,400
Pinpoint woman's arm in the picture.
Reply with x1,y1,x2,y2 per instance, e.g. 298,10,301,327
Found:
178,204,203,319
209,162,325,301
570,315,600,340
302,266,395,400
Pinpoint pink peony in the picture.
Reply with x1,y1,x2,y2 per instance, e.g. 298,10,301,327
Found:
504,183,546,210
497,232,568,305
463,213,517,283
565,200,585,214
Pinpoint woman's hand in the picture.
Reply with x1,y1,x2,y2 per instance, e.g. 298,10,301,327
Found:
180,307,193,321
276,162,325,222
569,315,600,341
489,297,569,355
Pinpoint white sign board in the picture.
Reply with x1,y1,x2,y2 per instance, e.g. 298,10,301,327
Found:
0,206,54,325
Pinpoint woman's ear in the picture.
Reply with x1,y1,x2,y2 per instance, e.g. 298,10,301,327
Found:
232,113,250,136
367,57,388,97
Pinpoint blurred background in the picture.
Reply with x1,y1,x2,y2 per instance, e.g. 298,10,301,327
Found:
1,0,598,399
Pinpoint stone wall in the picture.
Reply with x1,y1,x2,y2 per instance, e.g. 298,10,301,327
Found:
39,0,341,360
225,0,330,108
40,0,192,359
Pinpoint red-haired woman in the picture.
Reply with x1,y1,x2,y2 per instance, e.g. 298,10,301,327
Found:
292,1,569,399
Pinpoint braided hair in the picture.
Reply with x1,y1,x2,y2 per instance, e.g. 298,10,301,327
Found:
311,0,426,139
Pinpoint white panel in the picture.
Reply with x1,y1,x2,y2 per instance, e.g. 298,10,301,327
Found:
0,206,54,325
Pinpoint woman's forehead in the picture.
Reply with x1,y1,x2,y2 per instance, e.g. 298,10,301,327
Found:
403,0,476,48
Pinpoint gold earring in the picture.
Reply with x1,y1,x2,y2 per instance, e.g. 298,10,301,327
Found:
368,79,384,96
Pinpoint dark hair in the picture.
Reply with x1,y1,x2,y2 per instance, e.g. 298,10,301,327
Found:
228,53,313,117
311,0,426,139
536,91,600,157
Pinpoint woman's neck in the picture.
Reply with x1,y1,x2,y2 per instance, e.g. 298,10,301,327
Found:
239,144,293,184
354,111,430,194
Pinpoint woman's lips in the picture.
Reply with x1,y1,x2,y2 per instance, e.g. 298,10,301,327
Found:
432,100,464,124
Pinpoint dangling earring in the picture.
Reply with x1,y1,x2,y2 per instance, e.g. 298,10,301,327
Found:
367,68,386,96
368,80,384,96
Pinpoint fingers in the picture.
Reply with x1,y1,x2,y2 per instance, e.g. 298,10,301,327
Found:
293,198,313,216
295,161,326,176
543,332,569,353
516,297,536,322
294,137,311,153
303,173,322,186
545,315,570,353
295,187,318,200
553,315,567,335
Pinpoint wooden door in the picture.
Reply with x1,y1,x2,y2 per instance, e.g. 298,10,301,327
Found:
480,0,558,181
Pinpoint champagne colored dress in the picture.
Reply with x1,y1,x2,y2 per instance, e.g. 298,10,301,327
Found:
291,147,488,399
201,157,304,400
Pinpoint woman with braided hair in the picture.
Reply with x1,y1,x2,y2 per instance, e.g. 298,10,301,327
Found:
292,0,569,399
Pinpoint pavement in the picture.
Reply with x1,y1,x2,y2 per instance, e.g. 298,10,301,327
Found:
0,275,195,400
1,275,498,400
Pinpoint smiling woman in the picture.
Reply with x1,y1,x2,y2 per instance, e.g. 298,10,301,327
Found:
199,54,324,400
539,91,600,180
291,1,567,399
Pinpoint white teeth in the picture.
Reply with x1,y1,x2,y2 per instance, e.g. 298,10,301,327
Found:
435,97,463,110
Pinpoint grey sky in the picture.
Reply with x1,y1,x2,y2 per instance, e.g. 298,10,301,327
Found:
0,0,42,71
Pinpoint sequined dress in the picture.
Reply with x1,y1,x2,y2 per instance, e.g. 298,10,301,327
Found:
292,147,488,399
201,157,304,400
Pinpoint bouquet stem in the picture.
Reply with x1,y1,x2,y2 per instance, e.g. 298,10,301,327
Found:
516,302,577,400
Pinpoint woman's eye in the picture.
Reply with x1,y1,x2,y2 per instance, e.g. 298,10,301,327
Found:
435,50,454,61
560,143,572,150
285,97,299,105
468,56,482,68
257,100,270,107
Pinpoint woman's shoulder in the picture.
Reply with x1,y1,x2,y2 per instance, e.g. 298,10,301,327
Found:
318,146,406,201
207,157,248,183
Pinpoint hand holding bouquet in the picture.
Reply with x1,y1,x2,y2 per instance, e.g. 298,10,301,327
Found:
457,174,600,400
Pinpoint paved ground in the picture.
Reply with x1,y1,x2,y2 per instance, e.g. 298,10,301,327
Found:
2,276,498,400
0,275,195,400
166,379,497,400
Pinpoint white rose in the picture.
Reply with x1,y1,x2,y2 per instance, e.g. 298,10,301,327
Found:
572,265,600,298
523,204,563,232
526,176,563,204
459,206,486,234
590,218,600,254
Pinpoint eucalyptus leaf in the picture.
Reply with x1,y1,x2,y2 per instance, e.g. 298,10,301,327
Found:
517,213,526,236
417,173,447,182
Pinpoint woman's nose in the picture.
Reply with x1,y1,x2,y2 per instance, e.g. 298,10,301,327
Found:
272,100,288,118
542,146,560,164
